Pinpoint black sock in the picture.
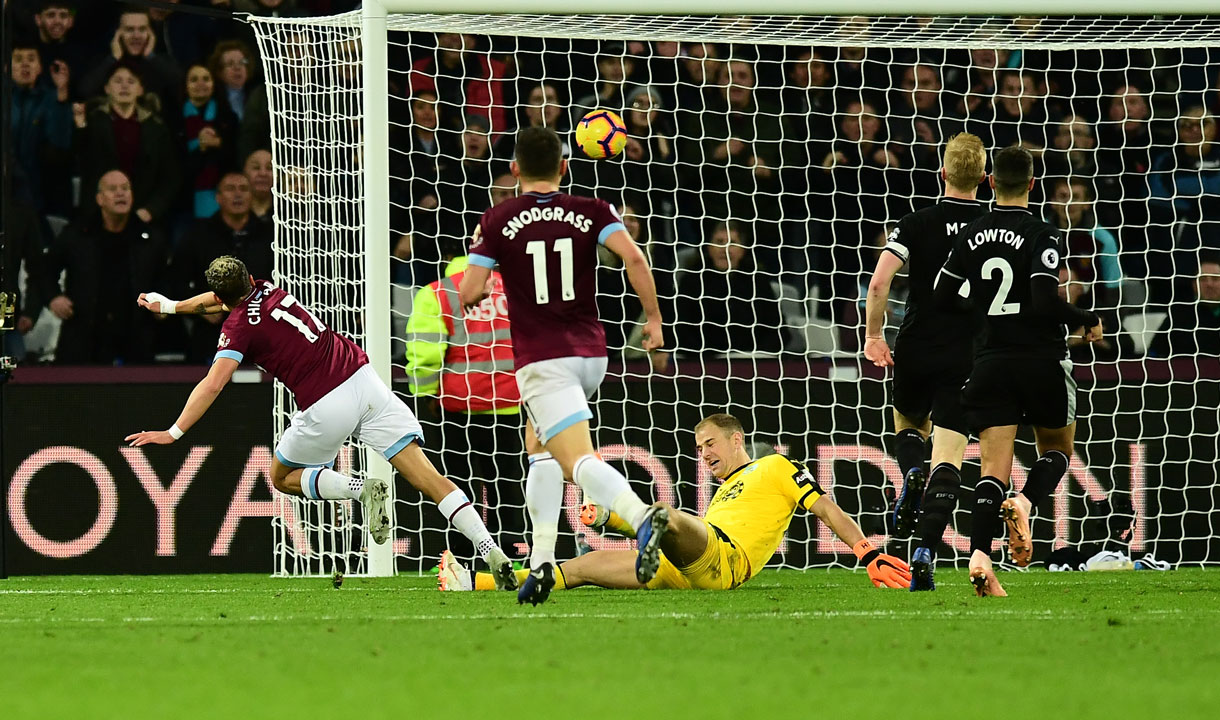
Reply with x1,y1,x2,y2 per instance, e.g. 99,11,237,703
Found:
970,476,1007,556
916,462,962,552
1021,450,1069,507
894,428,927,476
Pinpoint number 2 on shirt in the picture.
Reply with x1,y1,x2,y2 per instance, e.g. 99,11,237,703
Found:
982,257,1021,316
525,238,575,304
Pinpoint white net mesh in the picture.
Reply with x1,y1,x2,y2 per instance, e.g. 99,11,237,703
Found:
249,20,373,576
253,12,1220,574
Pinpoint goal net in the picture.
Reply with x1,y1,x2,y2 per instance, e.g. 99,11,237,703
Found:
251,9,1220,576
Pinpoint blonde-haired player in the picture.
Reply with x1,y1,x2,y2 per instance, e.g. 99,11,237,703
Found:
863,133,988,591
439,413,910,592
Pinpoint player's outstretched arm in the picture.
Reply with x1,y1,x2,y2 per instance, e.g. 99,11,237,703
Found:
603,229,664,352
1029,275,1103,340
125,358,239,446
811,496,911,588
138,290,225,315
863,251,905,367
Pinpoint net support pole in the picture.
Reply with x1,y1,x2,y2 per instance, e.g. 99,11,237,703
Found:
362,0,395,577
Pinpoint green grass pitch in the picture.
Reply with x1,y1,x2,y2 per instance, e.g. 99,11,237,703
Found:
2,568,1216,719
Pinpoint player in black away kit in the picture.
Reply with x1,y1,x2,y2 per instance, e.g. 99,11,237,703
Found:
934,146,1104,597
864,133,988,591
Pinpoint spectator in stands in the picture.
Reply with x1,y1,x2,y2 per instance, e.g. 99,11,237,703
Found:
1059,265,1120,360
2,195,49,362
497,83,570,158
817,97,897,320
832,21,893,96
1149,255,1220,357
489,172,516,207
621,85,678,227
1043,114,1099,180
10,41,73,215
1096,83,1161,290
179,63,238,220
781,48,835,146
685,58,782,229
521,82,565,131
1097,84,1153,210
437,114,504,241
390,90,455,255
148,0,222,70
208,39,270,161
674,42,721,124
75,62,180,226
887,63,962,209
660,221,786,360
81,8,182,112
635,40,681,112
1149,107,1220,254
1045,178,1122,300
408,33,508,137
43,170,168,364
32,1,86,99
598,203,663,355
949,47,1009,116
173,171,273,361
970,70,1050,154
244,149,274,222
572,43,636,120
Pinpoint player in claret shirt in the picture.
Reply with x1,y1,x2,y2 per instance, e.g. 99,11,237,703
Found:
125,256,519,590
459,126,667,605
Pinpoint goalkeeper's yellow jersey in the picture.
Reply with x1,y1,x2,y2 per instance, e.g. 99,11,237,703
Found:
702,454,826,579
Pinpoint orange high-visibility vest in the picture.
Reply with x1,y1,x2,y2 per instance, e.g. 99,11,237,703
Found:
434,270,521,412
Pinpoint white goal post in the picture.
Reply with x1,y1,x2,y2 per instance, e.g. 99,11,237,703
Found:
252,4,1220,577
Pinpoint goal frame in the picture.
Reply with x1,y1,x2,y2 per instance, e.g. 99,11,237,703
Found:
259,2,1220,577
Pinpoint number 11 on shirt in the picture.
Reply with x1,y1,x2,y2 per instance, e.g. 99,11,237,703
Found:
526,238,575,304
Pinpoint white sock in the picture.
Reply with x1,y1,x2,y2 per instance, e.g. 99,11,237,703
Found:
526,452,564,567
301,467,362,501
438,489,496,560
573,455,649,530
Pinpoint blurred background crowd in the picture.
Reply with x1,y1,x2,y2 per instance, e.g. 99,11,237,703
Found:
4,2,1218,367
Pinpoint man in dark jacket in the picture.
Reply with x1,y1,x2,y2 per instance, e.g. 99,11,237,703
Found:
10,41,73,214
1150,255,1220,358
43,170,168,364
657,221,786,361
172,171,273,361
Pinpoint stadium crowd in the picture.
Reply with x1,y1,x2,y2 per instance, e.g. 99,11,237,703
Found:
4,1,1219,365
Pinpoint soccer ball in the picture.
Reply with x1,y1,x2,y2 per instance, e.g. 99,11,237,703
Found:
574,109,628,159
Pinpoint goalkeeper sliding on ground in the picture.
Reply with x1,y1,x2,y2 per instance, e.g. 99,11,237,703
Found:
440,413,910,594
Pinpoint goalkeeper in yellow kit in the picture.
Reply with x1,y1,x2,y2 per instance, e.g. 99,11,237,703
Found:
439,413,910,594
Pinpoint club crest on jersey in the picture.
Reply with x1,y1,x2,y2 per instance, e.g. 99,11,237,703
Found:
1042,248,1060,269
503,206,592,240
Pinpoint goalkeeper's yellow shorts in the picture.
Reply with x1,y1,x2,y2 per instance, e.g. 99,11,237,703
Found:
645,521,750,590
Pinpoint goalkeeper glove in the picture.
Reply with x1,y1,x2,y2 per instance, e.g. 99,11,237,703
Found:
853,538,911,588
